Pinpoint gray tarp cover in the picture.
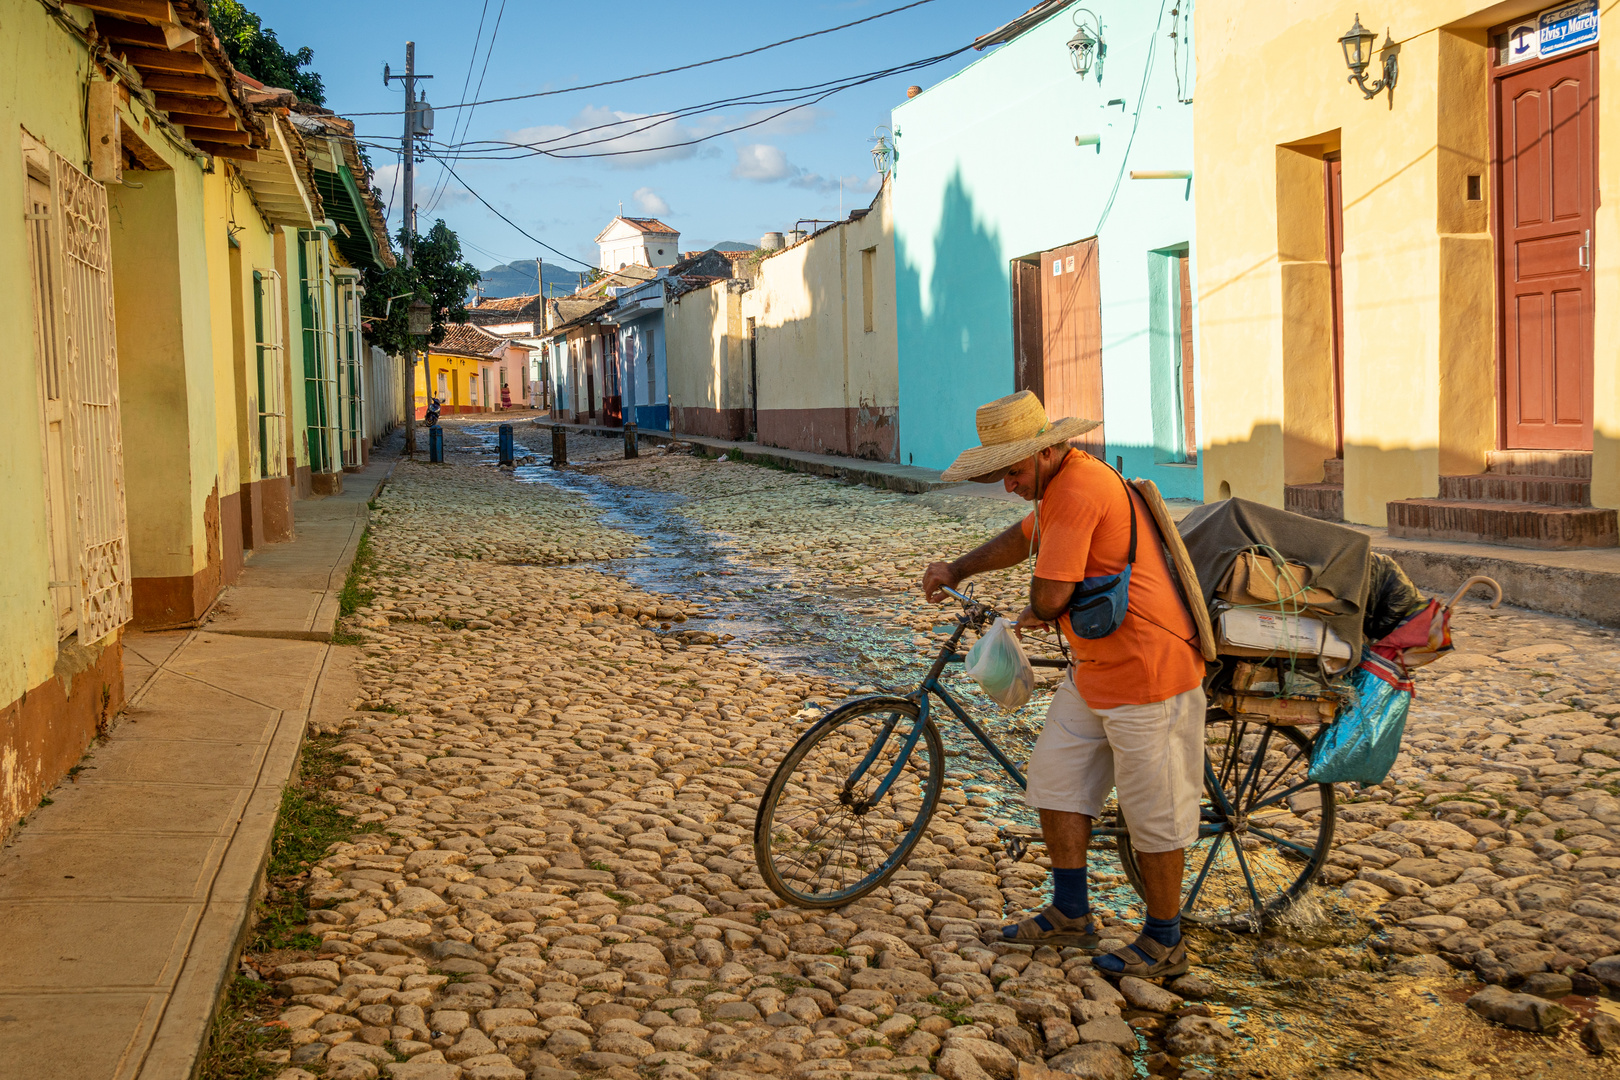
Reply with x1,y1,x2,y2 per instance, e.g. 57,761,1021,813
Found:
1177,497,1372,658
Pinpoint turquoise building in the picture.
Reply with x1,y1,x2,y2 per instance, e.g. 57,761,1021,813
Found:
892,0,1201,498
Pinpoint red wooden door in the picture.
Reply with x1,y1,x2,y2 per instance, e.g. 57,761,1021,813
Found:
1497,49,1596,450
1039,238,1104,457
1324,155,1345,458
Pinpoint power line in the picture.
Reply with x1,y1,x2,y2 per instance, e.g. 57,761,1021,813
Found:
439,159,595,268
420,0,491,216
1093,0,1170,235
426,0,508,216
342,0,943,117
352,46,971,163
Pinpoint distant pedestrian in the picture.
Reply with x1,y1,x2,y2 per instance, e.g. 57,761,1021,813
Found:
501,382,512,410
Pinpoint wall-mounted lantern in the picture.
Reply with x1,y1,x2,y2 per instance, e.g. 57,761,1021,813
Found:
1339,13,1397,99
871,126,895,177
1068,8,1106,80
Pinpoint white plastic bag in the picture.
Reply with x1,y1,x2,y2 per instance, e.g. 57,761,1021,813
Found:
962,617,1035,712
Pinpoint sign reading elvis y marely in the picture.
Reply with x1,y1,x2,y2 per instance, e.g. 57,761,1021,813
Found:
1547,0,1598,60
1506,0,1599,65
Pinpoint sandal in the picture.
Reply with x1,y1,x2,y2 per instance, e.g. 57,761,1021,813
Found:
1093,933,1189,979
984,905,1101,947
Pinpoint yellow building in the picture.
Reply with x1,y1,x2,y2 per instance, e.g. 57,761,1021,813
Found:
1,0,393,840
1195,0,1617,548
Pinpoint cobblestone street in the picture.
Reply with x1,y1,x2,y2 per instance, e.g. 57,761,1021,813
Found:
253,421,1620,1080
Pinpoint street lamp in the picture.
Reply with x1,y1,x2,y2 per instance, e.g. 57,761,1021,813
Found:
1339,14,1397,99
1067,9,1106,79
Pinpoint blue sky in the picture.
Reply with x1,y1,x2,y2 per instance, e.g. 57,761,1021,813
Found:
249,0,1026,273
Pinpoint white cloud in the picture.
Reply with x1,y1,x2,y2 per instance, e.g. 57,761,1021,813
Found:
740,106,828,138
733,143,801,182
633,187,671,216
504,105,715,169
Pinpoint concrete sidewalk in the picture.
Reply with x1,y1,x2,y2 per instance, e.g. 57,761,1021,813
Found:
0,457,390,1079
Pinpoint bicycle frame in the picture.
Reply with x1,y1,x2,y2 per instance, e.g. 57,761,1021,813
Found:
839,595,1320,852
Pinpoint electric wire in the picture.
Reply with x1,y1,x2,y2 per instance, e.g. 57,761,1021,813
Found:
438,159,594,268
340,0,944,116
1093,0,1171,235
350,47,970,162
349,49,965,155
420,0,492,217
426,0,508,216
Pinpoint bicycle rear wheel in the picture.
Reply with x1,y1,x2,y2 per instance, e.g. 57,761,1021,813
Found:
754,696,944,908
1119,719,1335,930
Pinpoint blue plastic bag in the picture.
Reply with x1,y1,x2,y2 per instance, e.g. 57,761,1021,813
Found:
1308,653,1414,785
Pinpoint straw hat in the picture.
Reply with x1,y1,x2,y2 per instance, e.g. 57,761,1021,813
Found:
939,391,1100,482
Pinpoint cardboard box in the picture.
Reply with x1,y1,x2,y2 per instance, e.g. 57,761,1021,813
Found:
1217,608,1353,663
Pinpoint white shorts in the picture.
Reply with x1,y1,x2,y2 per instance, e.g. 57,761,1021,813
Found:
1023,674,1206,853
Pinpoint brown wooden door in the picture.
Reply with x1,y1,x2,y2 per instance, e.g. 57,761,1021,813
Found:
1038,238,1104,457
1324,154,1345,458
1011,257,1045,402
1497,49,1596,450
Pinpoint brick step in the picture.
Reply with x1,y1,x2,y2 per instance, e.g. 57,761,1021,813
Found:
1387,498,1618,549
1437,473,1591,507
1486,449,1591,478
1285,482,1343,522
1322,457,1344,485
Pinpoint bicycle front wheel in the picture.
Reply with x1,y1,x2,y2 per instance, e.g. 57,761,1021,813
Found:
754,696,944,908
1119,719,1335,930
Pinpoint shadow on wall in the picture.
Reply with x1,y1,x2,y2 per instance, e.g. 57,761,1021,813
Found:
895,171,1012,471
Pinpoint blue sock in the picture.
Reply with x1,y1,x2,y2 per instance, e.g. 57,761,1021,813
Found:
1005,868,1088,938
1051,868,1090,918
1144,914,1181,946
1095,914,1181,972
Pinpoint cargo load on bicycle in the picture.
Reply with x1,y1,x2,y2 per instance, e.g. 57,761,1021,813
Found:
1173,497,1499,784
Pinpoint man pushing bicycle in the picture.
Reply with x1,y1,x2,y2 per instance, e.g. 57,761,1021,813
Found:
922,390,1205,979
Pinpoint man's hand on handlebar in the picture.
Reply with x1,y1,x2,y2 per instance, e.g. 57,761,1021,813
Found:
922,561,960,604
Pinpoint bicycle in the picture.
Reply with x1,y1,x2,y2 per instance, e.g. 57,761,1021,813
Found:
753,585,1337,931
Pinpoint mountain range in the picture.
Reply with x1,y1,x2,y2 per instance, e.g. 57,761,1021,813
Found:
474,244,758,300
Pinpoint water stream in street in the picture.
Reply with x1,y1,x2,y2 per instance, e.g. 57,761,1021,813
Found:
437,419,1611,1080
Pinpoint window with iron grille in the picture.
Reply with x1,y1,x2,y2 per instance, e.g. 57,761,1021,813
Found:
254,269,288,479
299,230,336,474
24,136,132,643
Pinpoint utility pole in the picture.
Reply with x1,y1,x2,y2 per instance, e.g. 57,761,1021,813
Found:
385,43,432,455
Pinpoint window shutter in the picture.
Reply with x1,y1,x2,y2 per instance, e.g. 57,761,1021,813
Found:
52,152,131,641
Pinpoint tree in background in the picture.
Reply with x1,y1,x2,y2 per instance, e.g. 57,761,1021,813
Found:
207,0,326,105
362,220,483,356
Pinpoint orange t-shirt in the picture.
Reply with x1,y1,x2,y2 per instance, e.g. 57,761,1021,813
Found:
1019,451,1203,708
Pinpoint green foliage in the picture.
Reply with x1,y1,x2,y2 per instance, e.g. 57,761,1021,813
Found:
362,221,483,356
339,527,376,618
206,0,325,105
251,736,379,952
197,976,287,1080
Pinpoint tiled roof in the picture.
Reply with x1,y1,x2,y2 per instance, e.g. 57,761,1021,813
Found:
471,293,539,312
430,322,504,358
618,216,678,235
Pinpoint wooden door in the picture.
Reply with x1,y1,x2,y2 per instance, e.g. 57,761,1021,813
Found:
1039,238,1104,457
1011,258,1044,402
1324,154,1345,458
1497,49,1596,450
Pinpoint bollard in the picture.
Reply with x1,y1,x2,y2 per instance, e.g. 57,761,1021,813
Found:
624,422,639,459
498,424,514,466
428,425,444,463
551,424,567,467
